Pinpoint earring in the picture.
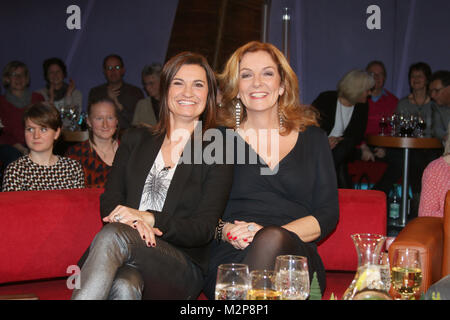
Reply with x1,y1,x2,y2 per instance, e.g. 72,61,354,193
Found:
279,107,284,130
235,100,241,129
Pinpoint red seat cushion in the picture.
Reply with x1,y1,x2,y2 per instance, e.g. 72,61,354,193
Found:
0,278,72,300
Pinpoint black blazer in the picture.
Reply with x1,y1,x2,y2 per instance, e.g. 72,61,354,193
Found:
100,127,233,273
312,91,368,154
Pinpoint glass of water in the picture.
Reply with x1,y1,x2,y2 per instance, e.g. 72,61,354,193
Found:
274,255,310,300
215,263,250,300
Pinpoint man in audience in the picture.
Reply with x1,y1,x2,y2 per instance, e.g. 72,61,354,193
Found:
429,70,450,142
88,54,144,130
359,60,398,161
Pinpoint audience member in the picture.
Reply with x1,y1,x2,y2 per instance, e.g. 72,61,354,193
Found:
71,52,233,300
2,103,84,191
132,63,161,127
429,70,450,142
359,61,398,161
36,57,83,129
425,275,450,300
396,62,434,136
0,61,44,176
203,41,339,298
373,63,441,198
418,123,450,217
88,54,144,130
312,69,373,188
66,97,119,188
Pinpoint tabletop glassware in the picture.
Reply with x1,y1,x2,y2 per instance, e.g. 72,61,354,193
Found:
274,255,310,300
215,263,250,300
342,233,386,300
379,114,388,136
389,113,398,136
248,270,282,300
416,115,426,137
379,252,391,292
391,248,422,300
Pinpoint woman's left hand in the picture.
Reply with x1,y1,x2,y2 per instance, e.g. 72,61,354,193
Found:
225,220,263,250
103,205,163,247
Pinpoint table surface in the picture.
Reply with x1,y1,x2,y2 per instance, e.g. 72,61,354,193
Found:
367,135,443,149
62,130,89,142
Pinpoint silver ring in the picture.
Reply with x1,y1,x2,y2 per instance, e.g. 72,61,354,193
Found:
247,224,255,232
114,215,122,222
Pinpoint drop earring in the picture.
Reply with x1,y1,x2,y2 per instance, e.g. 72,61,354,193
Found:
235,100,241,129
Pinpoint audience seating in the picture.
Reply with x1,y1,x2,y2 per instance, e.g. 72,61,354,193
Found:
0,188,387,300
388,190,450,295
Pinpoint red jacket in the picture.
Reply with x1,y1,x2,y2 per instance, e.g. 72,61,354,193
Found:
0,92,44,146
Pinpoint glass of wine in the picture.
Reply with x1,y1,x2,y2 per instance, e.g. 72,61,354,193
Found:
391,248,422,300
248,270,282,300
274,255,310,300
379,114,388,136
215,263,250,300
416,115,426,137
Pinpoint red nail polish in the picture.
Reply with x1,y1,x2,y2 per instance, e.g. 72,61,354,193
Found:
233,237,237,240
227,232,230,237
243,238,248,242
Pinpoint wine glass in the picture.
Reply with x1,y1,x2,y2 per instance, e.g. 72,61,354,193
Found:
274,255,310,300
379,114,388,136
416,115,426,137
248,270,282,300
215,263,250,300
379,252,391,292
391,248,422,300
389,113,398,136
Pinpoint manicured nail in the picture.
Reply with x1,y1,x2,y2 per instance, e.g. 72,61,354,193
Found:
227,232,230,237
151,243,156,247
233,237,237,240
243,238,248,242
147,242,151,247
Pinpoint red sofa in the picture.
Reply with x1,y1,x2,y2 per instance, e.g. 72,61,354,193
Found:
0,188,386,300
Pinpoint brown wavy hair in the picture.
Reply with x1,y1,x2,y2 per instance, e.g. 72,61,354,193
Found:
152,51,217,137
216,41,318,134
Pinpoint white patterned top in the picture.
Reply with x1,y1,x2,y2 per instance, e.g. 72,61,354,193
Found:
138,150,178,212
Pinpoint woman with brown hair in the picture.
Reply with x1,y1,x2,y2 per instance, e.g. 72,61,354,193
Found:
203,41,339,298
2,102,84,191
71,52,233,300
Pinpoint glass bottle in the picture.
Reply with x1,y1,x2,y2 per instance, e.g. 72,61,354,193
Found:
342,233,387,300
389,185,400,220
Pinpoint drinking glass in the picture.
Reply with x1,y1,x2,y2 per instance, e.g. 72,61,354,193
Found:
274,255,310,300
391,248,422,300
248,270,282,300
215,263,250,300
379,252,391,292
379,114,388,136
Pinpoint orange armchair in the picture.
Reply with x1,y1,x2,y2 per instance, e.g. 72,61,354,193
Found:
388,190,450,294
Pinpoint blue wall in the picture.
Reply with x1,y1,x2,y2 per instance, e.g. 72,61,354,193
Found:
268,0,450,104
1,0,448,108
0,0,179,110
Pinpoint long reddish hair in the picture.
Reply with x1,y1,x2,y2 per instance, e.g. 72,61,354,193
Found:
217,41,318,134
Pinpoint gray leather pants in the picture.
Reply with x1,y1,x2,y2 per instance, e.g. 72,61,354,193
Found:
71,223,203,300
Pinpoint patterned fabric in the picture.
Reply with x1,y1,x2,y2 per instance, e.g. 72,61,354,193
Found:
66,140,115,188
418,156,450,217
138,150,177,212
2,155,85,192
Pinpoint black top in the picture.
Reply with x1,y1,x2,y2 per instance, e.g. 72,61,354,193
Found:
312,90,368,154
222,125,339,243
100,127,233,273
